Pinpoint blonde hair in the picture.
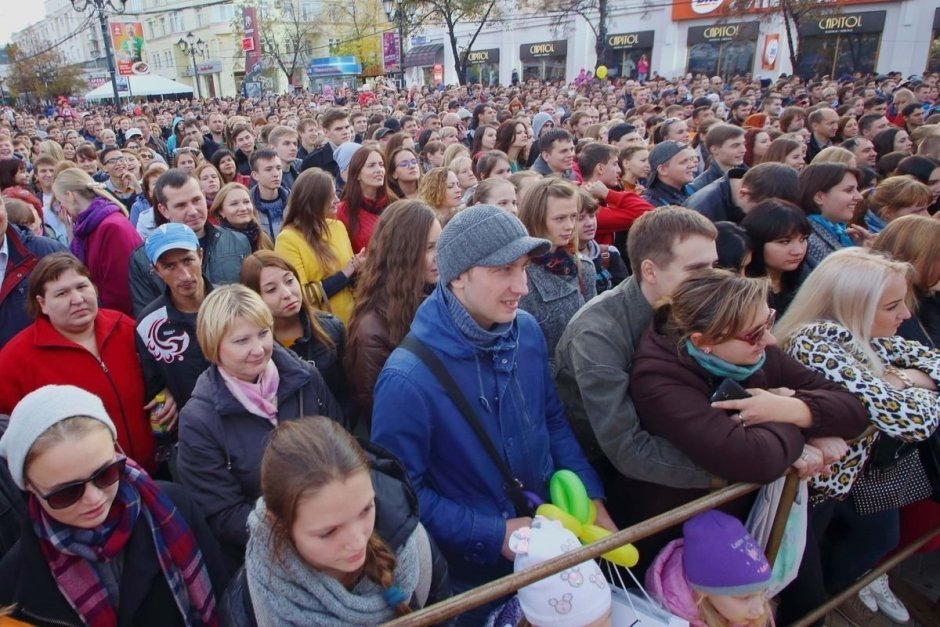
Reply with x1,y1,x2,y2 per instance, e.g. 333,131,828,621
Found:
519,176,581,248
446,156,473,183
442,143,469,167
870,215,940,296
51,167,127,216
417,167,456,214
25,417,112,471
866,176,933,222
696,591,772,627
811,146,856,167
775,248,914,375
38,140,65,162
196,284,274,364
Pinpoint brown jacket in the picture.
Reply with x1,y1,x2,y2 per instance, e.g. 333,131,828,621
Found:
346,308,394,426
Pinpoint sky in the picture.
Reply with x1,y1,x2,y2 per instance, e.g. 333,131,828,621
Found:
2,6,49,48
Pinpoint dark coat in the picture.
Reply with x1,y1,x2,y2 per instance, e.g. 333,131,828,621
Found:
685,175,745,224
346,308,394,427
284,309,352,418
177,344,344,553
0,482,231,627
300,142,340,183
0,416,25,561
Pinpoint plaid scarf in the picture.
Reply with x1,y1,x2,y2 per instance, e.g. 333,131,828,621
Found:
530,247,587,296
28,458,218,627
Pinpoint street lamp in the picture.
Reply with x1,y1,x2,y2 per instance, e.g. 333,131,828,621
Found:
71,0,126,109
382,0,406,89
177,32,207,100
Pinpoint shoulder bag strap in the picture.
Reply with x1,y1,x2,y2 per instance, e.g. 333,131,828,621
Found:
399,334,532,516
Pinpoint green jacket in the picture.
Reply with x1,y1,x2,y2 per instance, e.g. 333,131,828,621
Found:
554,276,715,489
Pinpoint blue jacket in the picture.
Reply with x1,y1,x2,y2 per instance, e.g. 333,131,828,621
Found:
0,226,66,348
370,286,602,587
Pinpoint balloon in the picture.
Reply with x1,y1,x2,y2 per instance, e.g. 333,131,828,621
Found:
596,65,608,80
587,498,597,526
536,503,583,536
550,469,591,524
580,524,640,568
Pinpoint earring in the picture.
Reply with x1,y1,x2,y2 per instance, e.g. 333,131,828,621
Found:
703,347,711,354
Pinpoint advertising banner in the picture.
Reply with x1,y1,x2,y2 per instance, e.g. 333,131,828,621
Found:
243,7,263,97
761,33,780,70
383,32,401,72
109,21,149,76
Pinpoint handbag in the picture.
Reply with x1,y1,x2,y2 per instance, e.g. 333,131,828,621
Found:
919,429,940,502
302,280,332,314
399,334,536,517
852,437,933,516
746,476,807,597
607,561,690,627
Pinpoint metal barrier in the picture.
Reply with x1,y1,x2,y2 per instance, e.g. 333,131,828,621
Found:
385,481,761,626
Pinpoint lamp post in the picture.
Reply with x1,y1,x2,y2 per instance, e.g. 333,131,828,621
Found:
178,32,207,100
382,0,406,89
71,0,126,109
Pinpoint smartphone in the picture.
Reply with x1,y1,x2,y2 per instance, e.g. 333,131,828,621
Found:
710,378,752,403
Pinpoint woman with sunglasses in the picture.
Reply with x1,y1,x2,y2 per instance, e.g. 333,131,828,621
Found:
0,384,230,626
626,268,868,570
775,248,940,623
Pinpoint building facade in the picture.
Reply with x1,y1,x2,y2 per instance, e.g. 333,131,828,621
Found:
419,0,935,86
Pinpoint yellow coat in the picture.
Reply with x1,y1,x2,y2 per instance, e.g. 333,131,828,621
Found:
275,220,355,325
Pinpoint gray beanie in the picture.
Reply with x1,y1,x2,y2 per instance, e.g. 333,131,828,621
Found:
333,142,362,176
532,112,553,138
0,385,117,489
437,204,551,286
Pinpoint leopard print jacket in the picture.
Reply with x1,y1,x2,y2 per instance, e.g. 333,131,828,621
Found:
785,321,940,499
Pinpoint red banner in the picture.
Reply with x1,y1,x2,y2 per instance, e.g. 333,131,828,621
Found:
761,33,780,70
243,7,262,79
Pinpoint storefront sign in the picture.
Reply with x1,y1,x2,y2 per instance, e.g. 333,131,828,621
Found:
466,49,500,65
801,11,886,36
521,40,567,60
688,21,759,45
606,31,655,50
184,60,223,76
672,0,895,22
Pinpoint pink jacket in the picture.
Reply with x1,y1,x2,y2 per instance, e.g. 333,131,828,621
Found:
82,211,142,315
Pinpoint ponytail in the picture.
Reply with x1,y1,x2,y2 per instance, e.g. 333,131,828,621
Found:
362,534,412,617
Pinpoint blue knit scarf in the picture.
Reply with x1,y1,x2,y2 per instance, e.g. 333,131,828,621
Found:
808,214,853,248
685,339,765,381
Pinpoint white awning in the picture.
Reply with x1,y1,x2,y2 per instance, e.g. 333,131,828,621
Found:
85,74,195,100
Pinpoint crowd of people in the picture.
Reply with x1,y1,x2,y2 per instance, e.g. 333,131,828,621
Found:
0,67,939,626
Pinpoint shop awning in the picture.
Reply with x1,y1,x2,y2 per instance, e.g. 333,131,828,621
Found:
403,44,444,69
84,74,194,99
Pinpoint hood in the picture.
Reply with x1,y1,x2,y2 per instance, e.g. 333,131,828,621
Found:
645,539,706,626
532,112,553,138
364,440,420,551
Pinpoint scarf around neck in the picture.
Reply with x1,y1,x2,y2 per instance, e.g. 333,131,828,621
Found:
29,457,218,627
685,339,766,381
441,284,513,348
218,358,280,422
221,218,261,250
245,500,420,626
70,196,120,263
808,214,854,248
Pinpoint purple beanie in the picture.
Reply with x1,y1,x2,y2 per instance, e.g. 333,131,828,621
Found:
682,510,771,596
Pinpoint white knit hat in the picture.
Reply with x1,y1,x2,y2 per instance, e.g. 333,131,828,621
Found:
0,385,116,489
512,517,611,626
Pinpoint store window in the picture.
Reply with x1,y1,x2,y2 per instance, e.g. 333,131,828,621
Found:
465,48,500,85
602,31,654,81
687,22,759,81
520,40,567,82
796,11,885,79
928,9,940,73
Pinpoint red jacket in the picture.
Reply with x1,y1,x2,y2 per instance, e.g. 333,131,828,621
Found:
336,194,389,253
0,309,155,471
595,189,654,246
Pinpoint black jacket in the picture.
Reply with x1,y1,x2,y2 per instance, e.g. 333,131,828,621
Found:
285,309,352,416
0,482,231,627
642,180,690,208
177,344,345,555
220,441,451,627
0,416,25,561
685,175,745,224
300,142,340,183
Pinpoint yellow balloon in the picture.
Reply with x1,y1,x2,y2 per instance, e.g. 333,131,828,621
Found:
596,65,608,80
536,504,583,536
587,499,597,525
580,524,640,568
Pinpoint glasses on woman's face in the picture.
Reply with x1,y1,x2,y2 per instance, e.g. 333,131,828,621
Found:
736,309,776,346
396,158,419,168
35,456,126,509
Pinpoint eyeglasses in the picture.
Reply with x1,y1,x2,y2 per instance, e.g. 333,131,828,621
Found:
34,456,126,509
736,309,776,346
103,156,128,166
396,158,419,168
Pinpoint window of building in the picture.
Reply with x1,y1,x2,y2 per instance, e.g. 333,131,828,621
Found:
929,9,940,73
796,12,885,79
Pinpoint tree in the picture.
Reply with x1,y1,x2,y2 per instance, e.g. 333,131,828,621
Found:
233,0,321,89
408,0,503,85
537,0,609,65
725,0,841,76
334,0,387,76
5,44,86,103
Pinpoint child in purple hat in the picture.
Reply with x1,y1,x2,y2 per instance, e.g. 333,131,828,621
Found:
646,510,774,627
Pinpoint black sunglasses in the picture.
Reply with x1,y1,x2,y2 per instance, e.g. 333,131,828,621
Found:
35,456,126,510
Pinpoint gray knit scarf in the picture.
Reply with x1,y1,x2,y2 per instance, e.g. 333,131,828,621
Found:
245,500,420,626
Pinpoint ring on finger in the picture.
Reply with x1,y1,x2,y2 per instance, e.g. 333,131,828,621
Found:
737,413,746,427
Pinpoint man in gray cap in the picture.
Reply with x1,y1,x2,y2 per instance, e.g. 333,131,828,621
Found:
642,139,696,207
371,205,611,622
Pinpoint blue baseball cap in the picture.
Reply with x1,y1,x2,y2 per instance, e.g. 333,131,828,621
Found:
145,223,200,265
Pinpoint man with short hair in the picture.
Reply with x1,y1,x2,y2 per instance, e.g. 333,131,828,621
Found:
99,145,141,210
0,194,67,348
608,123,643,149
400,115,419,140
134,115,169,162
686,162,799,223
761,94,783,117
568,111,593,139
350,112,368,142
422,113,442,131
300,108,352,184
180,119,217,161
689,124,746,192
136,223,214,429
205,112,225,147
296,117,320,160
579,143,653,245
728,99,752,125
530,128,576,180
806,108,839,162
858,113,891,141
863,95,888,116
267,126,302,190
554,207,718,547
127,169,251,315
901,102,925,133
372,205,609,614
249,149,288,239
642,140,696,207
